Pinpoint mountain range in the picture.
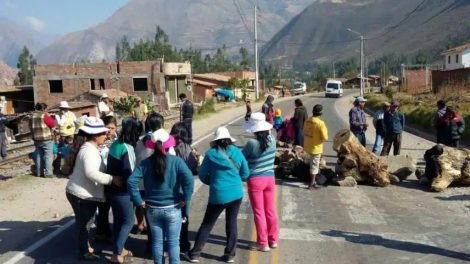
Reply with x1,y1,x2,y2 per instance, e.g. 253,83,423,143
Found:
261,0,470,65
35,0,316,64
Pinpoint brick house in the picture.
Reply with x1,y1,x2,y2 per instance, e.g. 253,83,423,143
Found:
33,61,167,112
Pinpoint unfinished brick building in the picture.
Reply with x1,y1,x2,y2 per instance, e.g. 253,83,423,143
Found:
33,61,167,111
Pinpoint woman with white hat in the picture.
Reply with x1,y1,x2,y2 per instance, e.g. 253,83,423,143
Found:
242,112,279,252
65,117,123,261
187,127,249,263
98,93,114,118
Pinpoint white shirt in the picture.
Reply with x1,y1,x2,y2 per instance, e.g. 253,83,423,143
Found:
98,101,114,116
66,142,113,201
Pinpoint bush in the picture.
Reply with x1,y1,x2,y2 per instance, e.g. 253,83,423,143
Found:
384,86,396,99
113,95,152,115
197,99,215,115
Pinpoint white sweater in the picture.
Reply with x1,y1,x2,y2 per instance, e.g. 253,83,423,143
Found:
66,142,113,201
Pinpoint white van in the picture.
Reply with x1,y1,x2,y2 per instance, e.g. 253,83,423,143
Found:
292,81,307,95
325,80,343,98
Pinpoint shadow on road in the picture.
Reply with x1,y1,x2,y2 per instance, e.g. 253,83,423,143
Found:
435,194,470,201
320,230,470,262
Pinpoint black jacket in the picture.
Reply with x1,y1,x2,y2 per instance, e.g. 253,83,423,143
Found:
438,114,465,143
180,100,194,120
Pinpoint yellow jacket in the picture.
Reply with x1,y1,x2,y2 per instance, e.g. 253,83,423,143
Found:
303,116,328,154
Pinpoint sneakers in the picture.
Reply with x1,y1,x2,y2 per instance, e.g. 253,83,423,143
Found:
250,243,271,252
181,253,199,263
269,243,278,249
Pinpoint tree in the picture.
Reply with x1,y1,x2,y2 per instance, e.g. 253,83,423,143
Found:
16,46,36,85
239,47,251,70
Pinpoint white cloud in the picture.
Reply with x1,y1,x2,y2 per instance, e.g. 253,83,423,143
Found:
26,16,46,31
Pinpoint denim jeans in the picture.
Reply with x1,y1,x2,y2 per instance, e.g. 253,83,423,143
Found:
146,206,182,264
372,133,384,155
34,140,53,177
190,198,242,259
295,128,304,146
108,194,135,255
354,132,366,147
66,192,98,256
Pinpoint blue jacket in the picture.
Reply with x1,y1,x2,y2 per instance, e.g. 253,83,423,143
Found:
199,145,249,204
242,136,276,178
128,155,194,216
384,111,405,135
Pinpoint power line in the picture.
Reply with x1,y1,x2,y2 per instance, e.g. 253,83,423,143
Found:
233,0,253,43
366,0,429,41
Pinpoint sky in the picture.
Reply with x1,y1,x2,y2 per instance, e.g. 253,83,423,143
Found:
0,0,130,35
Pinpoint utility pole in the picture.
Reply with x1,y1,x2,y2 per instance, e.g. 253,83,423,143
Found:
254,3,260,100
333,61,336,79
360,35,364,96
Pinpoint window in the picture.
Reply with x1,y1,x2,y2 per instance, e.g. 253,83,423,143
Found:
90,79,95,90
133,77,148,91
448,55,451,64
99,79,105,90
456,54,459,64
49,80,63,93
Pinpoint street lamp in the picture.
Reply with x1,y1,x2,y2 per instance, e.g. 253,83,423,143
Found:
347,28,364,96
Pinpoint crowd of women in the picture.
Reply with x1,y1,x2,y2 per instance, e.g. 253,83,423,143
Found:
64,109,279,264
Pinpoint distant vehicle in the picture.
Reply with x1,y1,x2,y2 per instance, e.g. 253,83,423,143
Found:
325,80,343,98
292,82,307,95
214,88,235,102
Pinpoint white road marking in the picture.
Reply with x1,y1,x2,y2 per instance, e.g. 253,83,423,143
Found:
337,188,387,225
191,114,245,147
4,219,75,264
281,183,300,222
0,228,10,231
279,228,436,246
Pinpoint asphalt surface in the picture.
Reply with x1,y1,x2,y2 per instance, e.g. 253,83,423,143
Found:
3,90,470,264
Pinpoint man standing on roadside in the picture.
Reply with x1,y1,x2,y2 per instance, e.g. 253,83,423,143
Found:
293,99,308,146
438,105,465,148
55,101,76,138
349,96,368,146
433,100,447,144
381,100,405,156
303,104,328,189
179,93,194,144
372,102,390,155
133,96,148,130
0,112,8,160
30,103,56,177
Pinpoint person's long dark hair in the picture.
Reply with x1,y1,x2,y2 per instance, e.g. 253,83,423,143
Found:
255,130,271,152
170,122,190,144
152,140,166,182
118,117,141,147
143,112,164,144
62,130,92,175
211,139,233,150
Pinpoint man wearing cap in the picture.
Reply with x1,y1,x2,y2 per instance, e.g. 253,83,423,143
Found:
303,104,328,189
349,96,368,146
55,101,77,137
98,93,114,118
381,100,405,156
372,102,390,155
433,100,447,144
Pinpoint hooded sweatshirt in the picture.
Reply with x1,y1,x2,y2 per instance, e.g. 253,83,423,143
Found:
199,145,249,204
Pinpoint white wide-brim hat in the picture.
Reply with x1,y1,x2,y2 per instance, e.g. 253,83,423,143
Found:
244,112,273,133
79,116,109,135
59,101,71,109
151,128,170,143
212,127,236,142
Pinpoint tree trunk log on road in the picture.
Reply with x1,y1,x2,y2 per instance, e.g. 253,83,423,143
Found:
333,129,399,187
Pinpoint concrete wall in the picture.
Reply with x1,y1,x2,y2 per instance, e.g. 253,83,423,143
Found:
33,61,163,108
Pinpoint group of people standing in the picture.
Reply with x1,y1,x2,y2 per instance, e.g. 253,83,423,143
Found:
350,96,465,156
62,91,281,264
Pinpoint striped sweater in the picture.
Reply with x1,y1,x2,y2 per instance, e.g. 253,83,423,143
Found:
242,135,276,178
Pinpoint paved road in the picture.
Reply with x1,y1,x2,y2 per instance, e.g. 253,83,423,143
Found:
3,90,470,264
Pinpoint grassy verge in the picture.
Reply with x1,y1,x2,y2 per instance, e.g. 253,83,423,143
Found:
365,92,470,141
